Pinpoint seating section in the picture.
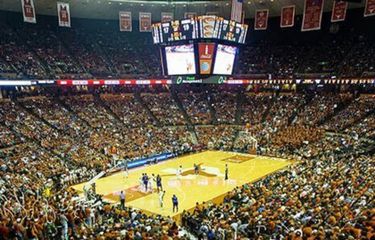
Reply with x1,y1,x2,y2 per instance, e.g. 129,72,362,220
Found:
0,88,374,239
1,15,374,79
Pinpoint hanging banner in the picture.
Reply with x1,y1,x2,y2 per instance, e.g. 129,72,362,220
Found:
161,12,173,22
280,5,295,28
231,0,243,22
57,2,71,27
364,0,375,17
302,0,324,31
21,0,36,23
119,12,132,32
206,12,219,16
254,10,269,30
139,12,152,32
331,1,348,22
198,43,215,75
184,12,197,19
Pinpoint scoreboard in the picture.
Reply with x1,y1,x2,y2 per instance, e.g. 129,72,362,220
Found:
152,15,248,44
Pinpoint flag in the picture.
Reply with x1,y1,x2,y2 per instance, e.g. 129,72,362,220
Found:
231,0,243,22
21,0,36,23
57,2,71,27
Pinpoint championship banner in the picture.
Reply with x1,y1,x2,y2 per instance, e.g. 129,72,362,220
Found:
331,1,348,22
206,12,219,16
139,12,152,32
254,10,269,30
281,5,295,28
57,2,71,27
231,0,243,22
364,0,375,17
302,0,324,31
161,12,173,23
119,12,132,32
198,43,215,75
21,0,36,23
184,12,197,19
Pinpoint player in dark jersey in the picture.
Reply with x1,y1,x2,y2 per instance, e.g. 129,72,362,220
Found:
156,174,163,191
172,194,178,212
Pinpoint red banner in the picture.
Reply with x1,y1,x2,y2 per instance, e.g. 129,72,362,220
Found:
198,43,215,75
254,10,269,30
184,12,197,19
280,6,295,28
364,0,375,17
57,2,71,27
139,12,152,32
302,0,324,31
21,0,36,23
161,12,173,23
331,1,348,22
119,12,132,32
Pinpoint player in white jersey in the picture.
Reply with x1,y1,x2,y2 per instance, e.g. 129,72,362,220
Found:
159,190,166,208
176,165,182,179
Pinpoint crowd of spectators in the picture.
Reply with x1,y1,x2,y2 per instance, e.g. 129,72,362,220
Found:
0,87,374,239
324,96,375,132
1,16,374,79
183,134,374,239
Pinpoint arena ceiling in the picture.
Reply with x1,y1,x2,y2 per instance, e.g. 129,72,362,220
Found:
0,0,364,21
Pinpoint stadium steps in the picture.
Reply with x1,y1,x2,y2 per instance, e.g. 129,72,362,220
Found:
261,93,277,123
94,94,123,124
234,91,244,125
317,96,354,127
134,92,161,126
170,89,198,138
14,99,61,132
58,37,88,74
170,89,194,127
230,127,242,150
53,96,96,129
341,110,375,132
206,90,218,125
1,117,74,168
287,93,315,126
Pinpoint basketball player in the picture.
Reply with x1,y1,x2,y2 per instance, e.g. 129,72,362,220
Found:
139,174,144,192
194,163,199,175
156,174,163,192
159,190,166,208
172,194,178,212
176,165,182,179
225,164,229,180
143,173,149,192
123,160,129,179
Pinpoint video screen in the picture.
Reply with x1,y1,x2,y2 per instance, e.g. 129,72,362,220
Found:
213,44,237,75
165,44,196,75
